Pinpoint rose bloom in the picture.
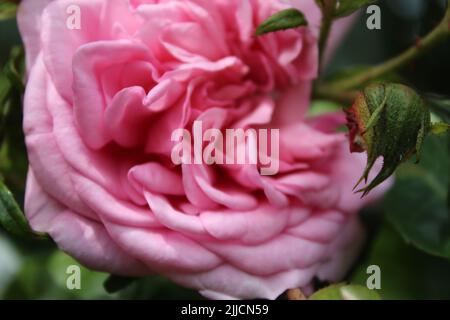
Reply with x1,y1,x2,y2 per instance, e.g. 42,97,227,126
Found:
18,0,391,299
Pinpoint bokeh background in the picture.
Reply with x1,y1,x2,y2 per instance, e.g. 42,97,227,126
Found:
1,0,449,299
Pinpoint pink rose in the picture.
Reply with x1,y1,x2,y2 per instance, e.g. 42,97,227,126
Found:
19,0,390,299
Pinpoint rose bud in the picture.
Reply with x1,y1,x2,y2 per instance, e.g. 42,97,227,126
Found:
346,83,431,196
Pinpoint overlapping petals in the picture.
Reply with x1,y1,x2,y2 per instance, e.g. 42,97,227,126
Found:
19,0,391,299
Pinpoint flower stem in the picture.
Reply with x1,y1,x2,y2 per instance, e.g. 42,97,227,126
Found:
314,84,358,105
319,0,337,71
322,0,450,91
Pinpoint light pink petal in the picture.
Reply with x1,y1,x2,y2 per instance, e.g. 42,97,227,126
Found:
129,162,185,196
279,124,345,161
72,174,161,228
173,265,317,300
317,217,365,281
103,222,222,273
17,0,53,72
162,22,225,62
24,56,97,220
195,175,258,211
25,169,150,276
73,40,152,149
144,192,206,235
286,210,344,243
40,0,104,101
330,144,395,213
104,86,152,148
199,204,294,245
271,82,312,126
203,234,326,276
307,111,347,133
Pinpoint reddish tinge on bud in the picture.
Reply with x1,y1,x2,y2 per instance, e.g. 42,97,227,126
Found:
346,83,431,196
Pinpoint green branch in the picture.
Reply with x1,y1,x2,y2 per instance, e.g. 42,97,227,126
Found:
319,0,337,70
314,84,358,105
322,0,450,91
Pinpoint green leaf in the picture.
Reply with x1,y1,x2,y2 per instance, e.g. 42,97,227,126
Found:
0,2,17,21
335,0,378,18
103,275,137,294
3,46,25,92
335,0,378,17
119,276,203,300
351,224,450,299
339,285,382,300
0,46,28,193
255,8,308,36
47,251,112,299
4,250,113,299
0,179,43,239
384,134,450,259
309,284,381,300
309,284,345,300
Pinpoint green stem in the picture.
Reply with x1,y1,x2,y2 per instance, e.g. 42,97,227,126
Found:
323,0,450,91
314,84,358,105
319,0,337,71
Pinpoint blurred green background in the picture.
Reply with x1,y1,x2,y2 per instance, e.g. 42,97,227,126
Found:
1,0,450,299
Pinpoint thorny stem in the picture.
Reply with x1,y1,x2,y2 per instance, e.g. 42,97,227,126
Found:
320,0,450,92
314,85,359,105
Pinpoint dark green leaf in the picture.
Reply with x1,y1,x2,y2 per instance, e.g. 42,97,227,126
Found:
47,251,112,299
384,134,450,259
255,8,308,36
0,179,45,239
335,0,378,18
309,284,344,300
0,46,28,194
3,46,25,92
118,276,203,300
352,224,450,299
4,251,113,299
103,275,137,294
0,71,12,107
